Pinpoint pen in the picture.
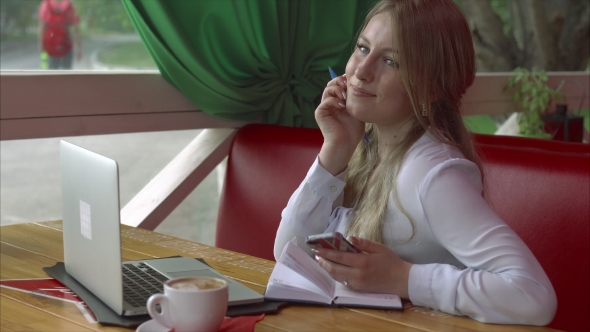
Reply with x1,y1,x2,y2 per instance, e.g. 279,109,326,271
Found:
328,67,345,106
328,67,338,80
328,67,369,144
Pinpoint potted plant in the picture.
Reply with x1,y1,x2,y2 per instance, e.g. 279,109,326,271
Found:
504,67,565,138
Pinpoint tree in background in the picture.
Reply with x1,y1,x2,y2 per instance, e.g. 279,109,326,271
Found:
459,0,589,71
71,0,135,34
0,0,39,41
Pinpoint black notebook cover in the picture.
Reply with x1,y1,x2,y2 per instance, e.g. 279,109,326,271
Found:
264,294,403,310
43,257,286,328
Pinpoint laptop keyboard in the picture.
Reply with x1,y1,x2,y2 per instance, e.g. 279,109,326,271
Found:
122,263,169,308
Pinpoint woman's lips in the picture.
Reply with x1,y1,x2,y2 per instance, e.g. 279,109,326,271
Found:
350,85,376,97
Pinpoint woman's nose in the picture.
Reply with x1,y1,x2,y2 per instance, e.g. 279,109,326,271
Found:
355,58,375,82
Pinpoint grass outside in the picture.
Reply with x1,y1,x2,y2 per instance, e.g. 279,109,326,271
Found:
96,41,157,69
463,115,498,135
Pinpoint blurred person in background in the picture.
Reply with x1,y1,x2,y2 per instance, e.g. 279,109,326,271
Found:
38,0,81,69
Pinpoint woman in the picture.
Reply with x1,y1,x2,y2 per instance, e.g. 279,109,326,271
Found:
273,0,556,326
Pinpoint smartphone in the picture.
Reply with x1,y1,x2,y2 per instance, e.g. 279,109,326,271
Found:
306,232,360,253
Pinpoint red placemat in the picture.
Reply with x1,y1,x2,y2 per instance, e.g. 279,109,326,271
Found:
171,314,265,332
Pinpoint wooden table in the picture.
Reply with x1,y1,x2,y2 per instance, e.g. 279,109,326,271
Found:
0,221,557,331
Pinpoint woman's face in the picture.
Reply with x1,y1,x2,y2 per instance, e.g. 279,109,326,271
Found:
345,13,414,126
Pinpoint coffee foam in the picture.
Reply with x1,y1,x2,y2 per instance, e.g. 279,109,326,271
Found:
170,277,225,290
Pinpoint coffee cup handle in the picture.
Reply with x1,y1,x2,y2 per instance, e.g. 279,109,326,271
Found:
147,294,174,328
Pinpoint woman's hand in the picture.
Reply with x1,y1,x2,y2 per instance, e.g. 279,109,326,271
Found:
312,236,412,299
315,75,365,175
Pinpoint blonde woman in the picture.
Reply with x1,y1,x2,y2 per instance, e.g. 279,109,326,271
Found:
274,0,556,326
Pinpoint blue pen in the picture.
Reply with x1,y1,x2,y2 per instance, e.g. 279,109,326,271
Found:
328,67,369,144
328,67,345,105
328,67,338,80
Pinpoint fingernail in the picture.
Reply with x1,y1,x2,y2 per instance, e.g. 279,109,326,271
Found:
315,255,320,261
338,102,345,107
350,236,360,244
311,249,319,254
342,91,347,100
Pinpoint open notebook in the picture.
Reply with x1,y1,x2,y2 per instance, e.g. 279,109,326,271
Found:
264,239,402,310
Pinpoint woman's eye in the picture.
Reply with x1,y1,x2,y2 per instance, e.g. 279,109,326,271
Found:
385,58,400,68
357,44,369,53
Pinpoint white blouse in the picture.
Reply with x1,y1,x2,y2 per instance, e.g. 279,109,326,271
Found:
274,131,556,325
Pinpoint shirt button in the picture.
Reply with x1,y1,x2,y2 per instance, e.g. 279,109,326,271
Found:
330,186,337,192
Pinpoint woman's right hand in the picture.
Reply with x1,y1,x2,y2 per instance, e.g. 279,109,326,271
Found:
315,75,365,175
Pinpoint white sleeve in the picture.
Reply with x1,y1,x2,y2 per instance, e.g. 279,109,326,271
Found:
408,159,557,325
273,157,350,260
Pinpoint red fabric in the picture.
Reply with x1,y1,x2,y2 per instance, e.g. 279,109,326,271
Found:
170,314,265,332
38,0,79,24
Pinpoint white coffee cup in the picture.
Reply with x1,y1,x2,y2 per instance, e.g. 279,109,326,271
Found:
147,276,228,332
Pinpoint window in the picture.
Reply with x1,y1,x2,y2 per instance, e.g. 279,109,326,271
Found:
1,0,156,71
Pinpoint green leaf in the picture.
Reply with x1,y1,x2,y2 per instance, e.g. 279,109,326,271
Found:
540,72,548,80
522,99,530,108
513,75,522,83
522,82,531,92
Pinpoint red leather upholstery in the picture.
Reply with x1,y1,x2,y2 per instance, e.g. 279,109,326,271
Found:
216,123,589,331
474,133,590,154
216,124,323,260
479,145,589,332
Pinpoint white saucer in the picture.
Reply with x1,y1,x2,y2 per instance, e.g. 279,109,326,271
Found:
136,319,170,332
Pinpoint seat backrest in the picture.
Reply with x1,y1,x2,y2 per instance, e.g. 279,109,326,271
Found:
478,144,589,332
474,133,590,155
216,124,589,331
216,124,323,261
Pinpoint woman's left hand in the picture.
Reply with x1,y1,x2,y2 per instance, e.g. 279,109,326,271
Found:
313,237,412,299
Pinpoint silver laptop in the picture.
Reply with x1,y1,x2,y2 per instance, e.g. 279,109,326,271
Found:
60,140,263,316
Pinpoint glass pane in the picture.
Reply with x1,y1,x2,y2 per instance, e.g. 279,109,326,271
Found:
0,131,220,245
0,0,156,70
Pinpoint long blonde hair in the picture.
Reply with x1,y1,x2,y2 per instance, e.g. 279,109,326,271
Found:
344,0,482,244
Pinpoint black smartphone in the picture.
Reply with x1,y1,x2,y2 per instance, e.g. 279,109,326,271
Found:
305,232,360,253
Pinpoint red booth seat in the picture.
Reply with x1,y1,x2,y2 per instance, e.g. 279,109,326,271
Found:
474,133,590,154
216,124,589,331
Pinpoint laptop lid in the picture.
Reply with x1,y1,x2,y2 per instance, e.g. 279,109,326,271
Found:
60,140,125,315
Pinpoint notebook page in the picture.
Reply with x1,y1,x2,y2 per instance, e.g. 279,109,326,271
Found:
266,262,332,304
333,283,402,308
277,239,335,297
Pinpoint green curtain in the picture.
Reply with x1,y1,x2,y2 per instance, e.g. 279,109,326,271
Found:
123,0,374,127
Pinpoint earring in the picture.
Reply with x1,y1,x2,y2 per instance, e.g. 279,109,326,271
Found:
421,103,428,117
